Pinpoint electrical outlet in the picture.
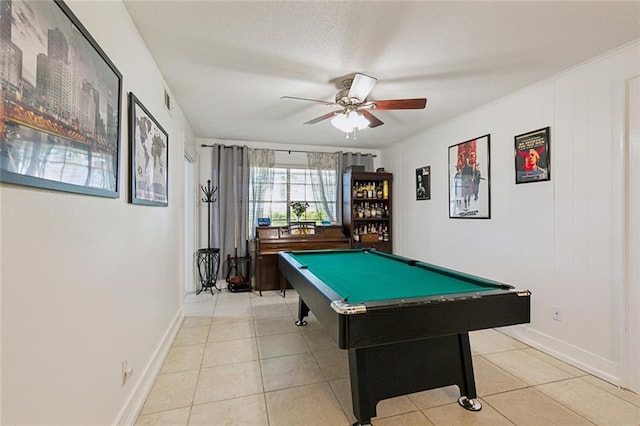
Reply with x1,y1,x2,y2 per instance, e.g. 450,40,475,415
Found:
122,359,133,385
552,306,563,321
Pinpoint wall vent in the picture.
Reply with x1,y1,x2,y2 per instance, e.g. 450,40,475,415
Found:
163,89,171,111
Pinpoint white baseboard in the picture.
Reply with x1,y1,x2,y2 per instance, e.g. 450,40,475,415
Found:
501,325,621,385
114,309,184,425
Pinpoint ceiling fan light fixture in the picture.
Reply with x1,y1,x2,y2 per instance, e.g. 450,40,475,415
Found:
282,73,426,135
331,111,369,133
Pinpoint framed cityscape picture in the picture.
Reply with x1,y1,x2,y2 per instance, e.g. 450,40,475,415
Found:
448,134,491,219
0,0,122,197
416,166,430,200
129,93,169,206
515,127,550,184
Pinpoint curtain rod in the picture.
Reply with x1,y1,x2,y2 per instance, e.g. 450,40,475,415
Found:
200,144,376,157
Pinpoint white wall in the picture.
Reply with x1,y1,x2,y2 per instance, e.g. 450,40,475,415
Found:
0,1,196,424
382,40,640,389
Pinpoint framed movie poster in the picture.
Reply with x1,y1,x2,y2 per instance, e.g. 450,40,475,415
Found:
515,127,550,184
0,0,122,197
448,134,490,219
129,93,168,206
416,166,430,200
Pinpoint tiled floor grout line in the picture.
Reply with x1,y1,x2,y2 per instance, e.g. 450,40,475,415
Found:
141,290,640,425
185,293,215,425
476,348,621,426
473,398,518,426
300,320,351,422
527,384,599,426
259,292,353,423
573,375,640,404
250,296,274,426
474,350,600,421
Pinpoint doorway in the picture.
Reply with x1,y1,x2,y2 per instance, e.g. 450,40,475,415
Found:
184,154,196,293
626,75,640,393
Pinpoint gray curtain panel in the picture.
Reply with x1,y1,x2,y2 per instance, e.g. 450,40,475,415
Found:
211,145,250,271
337,152,375,224
338,151,374,173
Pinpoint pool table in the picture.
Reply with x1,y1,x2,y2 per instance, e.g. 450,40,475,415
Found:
278,248,531,426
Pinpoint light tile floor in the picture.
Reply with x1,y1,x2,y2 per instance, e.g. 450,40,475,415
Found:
135,288,640,426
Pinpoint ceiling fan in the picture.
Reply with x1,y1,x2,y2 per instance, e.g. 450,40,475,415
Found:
281,73,427,137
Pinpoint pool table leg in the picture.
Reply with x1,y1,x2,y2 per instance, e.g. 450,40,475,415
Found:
295,298,309,326
347,332,482,424
348,348,376,426
458,333,482,411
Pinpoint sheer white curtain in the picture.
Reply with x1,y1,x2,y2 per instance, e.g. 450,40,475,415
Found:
307,152,339,223
248,148,275,239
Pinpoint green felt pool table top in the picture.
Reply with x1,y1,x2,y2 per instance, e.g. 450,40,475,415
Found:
286,249,513,304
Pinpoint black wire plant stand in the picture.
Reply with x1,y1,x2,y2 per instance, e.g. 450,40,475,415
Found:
196,180,221,295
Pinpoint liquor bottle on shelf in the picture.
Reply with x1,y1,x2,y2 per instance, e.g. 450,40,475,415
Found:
342,168,393,253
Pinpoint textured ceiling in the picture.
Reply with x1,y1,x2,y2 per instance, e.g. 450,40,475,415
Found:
123,1,640,149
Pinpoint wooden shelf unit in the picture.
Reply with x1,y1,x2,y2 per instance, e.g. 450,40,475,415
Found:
342,169,393,253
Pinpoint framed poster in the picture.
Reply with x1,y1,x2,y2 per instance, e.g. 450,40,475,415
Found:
448,134,490,219
515,127,550,184
129,93,168,206
0,0,122,197
416,166,430,200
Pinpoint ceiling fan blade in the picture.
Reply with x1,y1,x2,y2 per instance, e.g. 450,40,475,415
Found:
361,110,384,128
281,96,338,107
303,111,339,125
372,98,427,110
348,73,377,102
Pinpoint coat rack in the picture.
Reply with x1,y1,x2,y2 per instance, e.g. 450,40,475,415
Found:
196,179,220,295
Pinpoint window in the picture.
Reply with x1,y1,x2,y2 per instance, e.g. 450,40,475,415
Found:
249,165,337,228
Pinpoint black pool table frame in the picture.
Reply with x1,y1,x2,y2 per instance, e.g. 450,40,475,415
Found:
279,249,531,426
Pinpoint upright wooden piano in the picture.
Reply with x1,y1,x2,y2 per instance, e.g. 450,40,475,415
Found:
255,224,350,295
